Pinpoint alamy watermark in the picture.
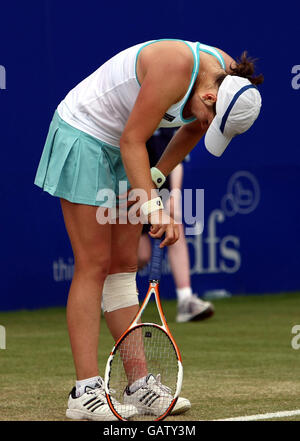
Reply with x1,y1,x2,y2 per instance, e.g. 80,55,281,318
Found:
291,325,300,350
95,182,204,235
0,325,6,349
0,65,6,90
291,65,300,90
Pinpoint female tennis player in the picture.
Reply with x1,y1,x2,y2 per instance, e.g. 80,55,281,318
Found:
34,39,263,420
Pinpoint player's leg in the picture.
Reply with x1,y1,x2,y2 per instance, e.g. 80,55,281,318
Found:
62,201,139,420
103,221,149,384
61,199,112,381
104,220,143,341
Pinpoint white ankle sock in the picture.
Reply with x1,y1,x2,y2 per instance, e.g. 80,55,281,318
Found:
176,287,193,303
75,375,101,397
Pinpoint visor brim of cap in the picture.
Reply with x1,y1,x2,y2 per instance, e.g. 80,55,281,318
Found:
204,119,232,157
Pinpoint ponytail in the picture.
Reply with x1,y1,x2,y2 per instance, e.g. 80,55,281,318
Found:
230,51,264,86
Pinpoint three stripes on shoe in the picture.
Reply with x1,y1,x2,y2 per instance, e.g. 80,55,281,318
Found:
139,390,160,407
83,395,106,412
126,386,160,408
72,387,106,413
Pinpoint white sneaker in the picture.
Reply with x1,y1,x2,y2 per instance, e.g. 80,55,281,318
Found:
66,378,137,421
124,374,190,417
170,396,191,415
176,294,215,323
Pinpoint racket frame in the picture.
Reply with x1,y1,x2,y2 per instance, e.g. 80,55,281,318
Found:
104,278,183,421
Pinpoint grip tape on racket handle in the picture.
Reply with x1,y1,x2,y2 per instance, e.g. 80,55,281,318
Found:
149,238,163,281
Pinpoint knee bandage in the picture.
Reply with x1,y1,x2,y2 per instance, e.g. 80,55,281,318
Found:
102,272,139,313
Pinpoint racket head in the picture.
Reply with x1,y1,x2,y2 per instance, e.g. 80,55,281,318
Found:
105,322,183,421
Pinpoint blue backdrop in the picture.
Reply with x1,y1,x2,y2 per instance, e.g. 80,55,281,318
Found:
1,0,299,310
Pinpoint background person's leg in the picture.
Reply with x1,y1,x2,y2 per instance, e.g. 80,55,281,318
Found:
167,165,215,322
137,231,152,270
167,222,191,291
168,223,215,322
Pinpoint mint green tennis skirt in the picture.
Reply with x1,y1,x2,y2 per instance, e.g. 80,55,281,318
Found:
34,111,129,207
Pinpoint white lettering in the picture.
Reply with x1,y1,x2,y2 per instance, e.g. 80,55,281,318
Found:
103,426,137,438
155,426,164,435
96,188,117,225
53,257,74,282
185,210,241,275
291,325,300,349
186,233,204,275
139,206,242,277
184,189,204,235
0,325,6,349
291,65,300,90
178,426,184,435
0,65,6,90
205,209,224,273
127,188,148,225
148,426,155,435
220,236,241,273
186,426,196,436
147,425,194,436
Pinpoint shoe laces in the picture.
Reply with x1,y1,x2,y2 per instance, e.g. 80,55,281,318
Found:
86,379,117,402
91,380,121,405
84,381,125,410
149,374,172,396
85,380,105,397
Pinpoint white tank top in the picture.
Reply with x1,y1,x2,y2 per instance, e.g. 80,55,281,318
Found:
57,40,225,147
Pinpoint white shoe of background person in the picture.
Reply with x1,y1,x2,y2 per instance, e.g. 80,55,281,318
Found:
123,373,191,416
176,294,215,323
66,378,137,421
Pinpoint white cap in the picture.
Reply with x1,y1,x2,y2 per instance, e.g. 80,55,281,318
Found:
204,75,262,157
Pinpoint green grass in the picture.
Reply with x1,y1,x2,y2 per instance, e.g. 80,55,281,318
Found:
0,293,300,421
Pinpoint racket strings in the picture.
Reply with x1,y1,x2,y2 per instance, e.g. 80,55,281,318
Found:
107,324,179,420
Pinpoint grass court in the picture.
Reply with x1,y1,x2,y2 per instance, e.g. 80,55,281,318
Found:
0,293,299,421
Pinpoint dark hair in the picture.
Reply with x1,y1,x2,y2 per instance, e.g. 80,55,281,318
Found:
230,51,264,85
215,51,264,89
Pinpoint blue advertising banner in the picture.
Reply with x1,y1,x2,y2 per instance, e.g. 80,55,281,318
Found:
0,0,299,310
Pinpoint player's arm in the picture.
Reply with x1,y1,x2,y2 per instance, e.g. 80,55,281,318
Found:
120,57,191,200
120,53,192,246
155,119,206,177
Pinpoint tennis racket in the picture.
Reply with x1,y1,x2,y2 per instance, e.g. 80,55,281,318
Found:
104,238,183,421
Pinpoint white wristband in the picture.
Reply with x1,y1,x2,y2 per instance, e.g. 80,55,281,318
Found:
150,167,166,188
141,197,164,217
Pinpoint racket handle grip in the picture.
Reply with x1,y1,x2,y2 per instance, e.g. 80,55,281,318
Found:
149,238,163,281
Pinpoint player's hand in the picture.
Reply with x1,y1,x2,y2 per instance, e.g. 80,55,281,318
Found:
148,209,179,247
